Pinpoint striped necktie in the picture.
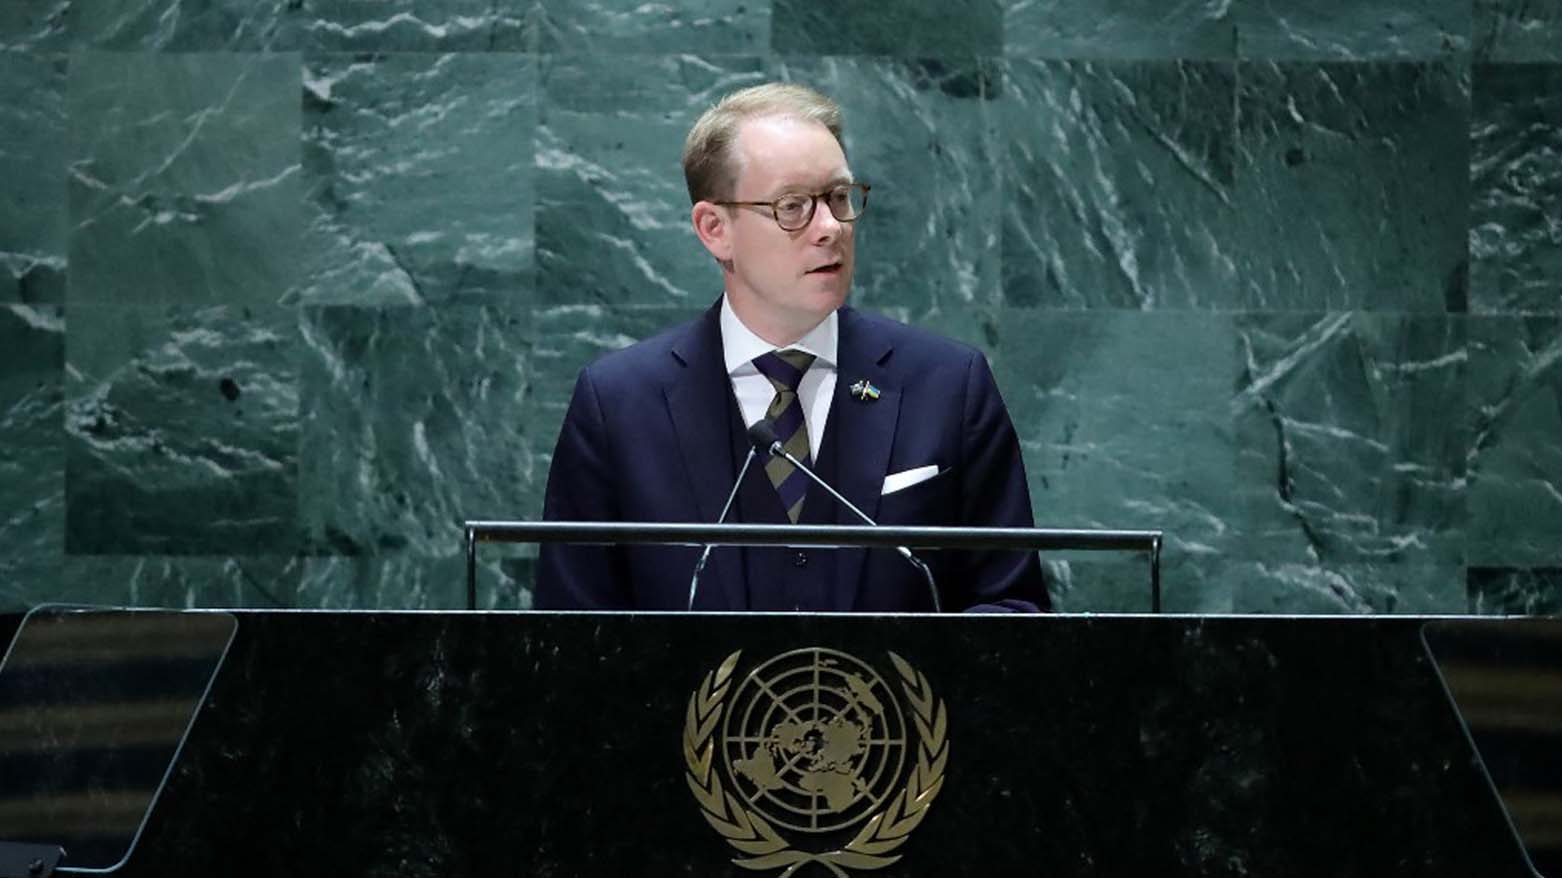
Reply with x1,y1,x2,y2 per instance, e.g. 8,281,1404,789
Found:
751,349,817,523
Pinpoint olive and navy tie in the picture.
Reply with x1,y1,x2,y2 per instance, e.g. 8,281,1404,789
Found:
751,349,817,523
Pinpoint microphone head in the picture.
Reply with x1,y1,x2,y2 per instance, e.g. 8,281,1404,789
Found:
747,419,781,455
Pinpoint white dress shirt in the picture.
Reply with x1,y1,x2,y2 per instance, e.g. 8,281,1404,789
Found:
719,294,838,455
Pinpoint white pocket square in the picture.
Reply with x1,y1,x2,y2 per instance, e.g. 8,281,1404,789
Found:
882,464,941,496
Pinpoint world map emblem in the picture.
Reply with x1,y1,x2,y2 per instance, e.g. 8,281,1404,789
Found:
683,648,949,876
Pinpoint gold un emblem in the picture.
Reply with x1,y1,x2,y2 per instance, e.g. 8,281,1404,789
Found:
683,648,949,877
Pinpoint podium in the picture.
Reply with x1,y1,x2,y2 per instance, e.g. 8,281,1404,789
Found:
0,610,1541,877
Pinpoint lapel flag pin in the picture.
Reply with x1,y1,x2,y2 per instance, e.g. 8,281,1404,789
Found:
849,379,881,402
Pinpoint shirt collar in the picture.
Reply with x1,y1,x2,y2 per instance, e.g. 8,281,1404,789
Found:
720,294,839,376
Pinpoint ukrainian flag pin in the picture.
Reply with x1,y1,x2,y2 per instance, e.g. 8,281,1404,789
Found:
849,379,881,401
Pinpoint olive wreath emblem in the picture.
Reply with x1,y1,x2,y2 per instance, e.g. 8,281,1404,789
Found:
682,650,949,877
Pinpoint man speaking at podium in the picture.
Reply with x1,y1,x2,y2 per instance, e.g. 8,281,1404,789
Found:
536,83,1048,613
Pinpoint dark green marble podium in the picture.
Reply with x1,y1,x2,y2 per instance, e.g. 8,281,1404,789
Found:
0,612,1534,877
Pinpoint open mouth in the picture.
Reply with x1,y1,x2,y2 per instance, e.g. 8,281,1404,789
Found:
806,262,843,275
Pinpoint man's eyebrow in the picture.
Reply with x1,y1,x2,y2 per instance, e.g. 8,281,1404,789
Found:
767,174,855,196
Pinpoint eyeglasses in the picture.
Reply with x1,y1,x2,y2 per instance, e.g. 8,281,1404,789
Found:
714,183,871,232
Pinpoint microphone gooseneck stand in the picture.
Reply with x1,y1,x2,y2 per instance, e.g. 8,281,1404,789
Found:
686,446,759,610
745,421,943,613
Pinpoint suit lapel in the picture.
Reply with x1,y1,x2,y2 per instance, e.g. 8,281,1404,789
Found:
665,303,747,610
829,308,900,611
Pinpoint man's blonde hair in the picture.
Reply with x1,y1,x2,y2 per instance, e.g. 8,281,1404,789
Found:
682,82,844,205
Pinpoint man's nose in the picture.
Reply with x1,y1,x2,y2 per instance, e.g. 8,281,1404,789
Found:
808,200,843,240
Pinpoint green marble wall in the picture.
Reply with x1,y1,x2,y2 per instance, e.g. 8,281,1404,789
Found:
1,0,1558,612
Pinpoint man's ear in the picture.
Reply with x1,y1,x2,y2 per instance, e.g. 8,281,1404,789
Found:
691,201,734,265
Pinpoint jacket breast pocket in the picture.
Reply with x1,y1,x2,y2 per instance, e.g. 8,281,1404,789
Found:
877,467,954,525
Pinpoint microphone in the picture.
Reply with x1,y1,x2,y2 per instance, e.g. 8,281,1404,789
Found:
686,444,759,610
745,421,943,613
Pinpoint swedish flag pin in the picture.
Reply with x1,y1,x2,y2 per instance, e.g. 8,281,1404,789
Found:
849,379,881,402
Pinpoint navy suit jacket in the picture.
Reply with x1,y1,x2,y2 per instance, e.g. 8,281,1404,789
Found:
534,302,1049,612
